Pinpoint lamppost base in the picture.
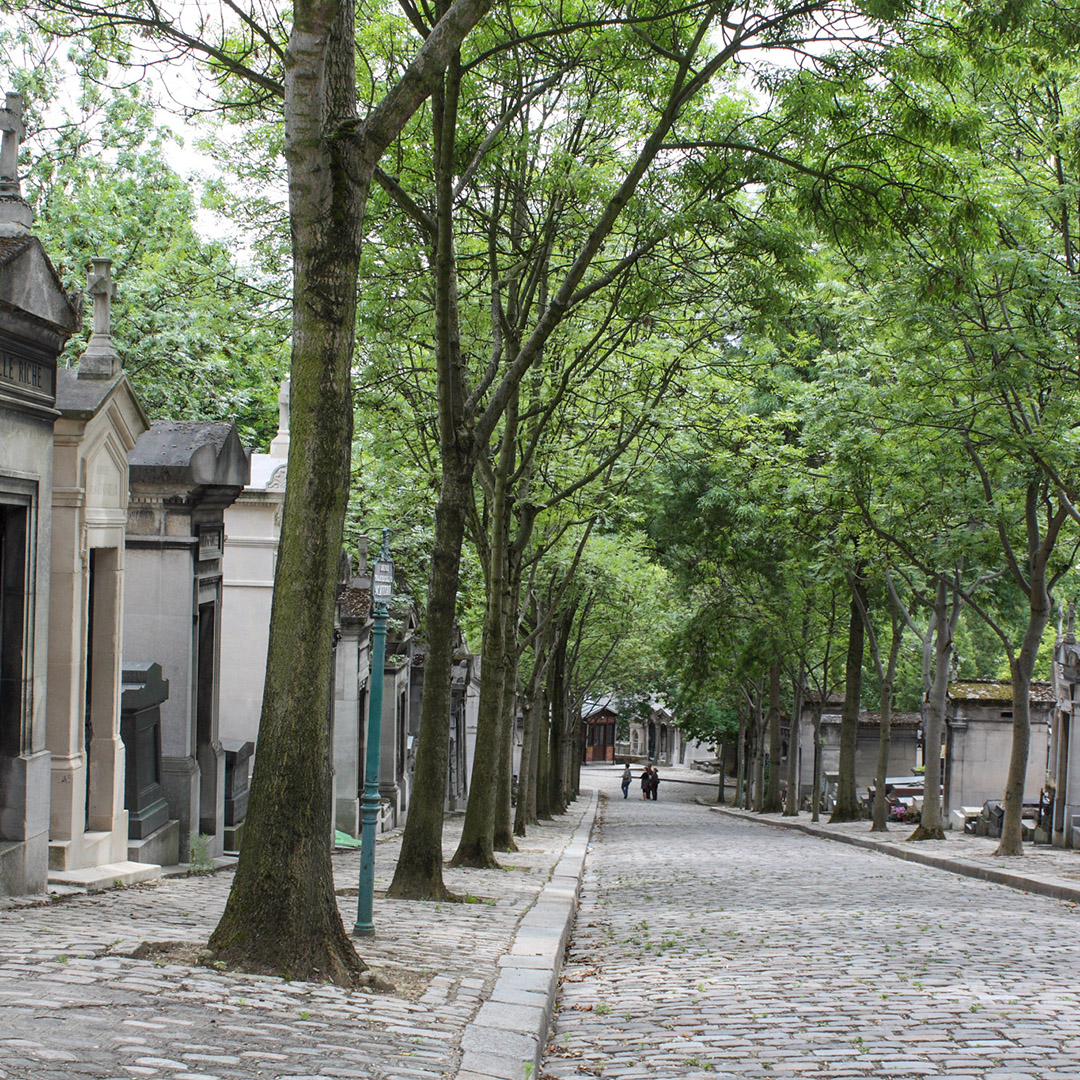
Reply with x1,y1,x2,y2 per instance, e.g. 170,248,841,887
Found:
353,921,375,937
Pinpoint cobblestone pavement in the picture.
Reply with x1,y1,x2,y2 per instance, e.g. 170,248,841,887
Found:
544,767,1080,1080
0,802,590,1080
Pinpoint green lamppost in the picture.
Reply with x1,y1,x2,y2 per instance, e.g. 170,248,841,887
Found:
354,529,393,937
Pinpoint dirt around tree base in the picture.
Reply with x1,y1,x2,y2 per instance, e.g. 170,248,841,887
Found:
122,940,397,992
907,824,946,841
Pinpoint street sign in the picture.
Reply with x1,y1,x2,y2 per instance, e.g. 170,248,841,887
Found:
372,558,394,602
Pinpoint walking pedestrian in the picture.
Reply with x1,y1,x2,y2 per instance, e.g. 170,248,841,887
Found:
640,765,652,800
621,764,632,799
650,767,660,801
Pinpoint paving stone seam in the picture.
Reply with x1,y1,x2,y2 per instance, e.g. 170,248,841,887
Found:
453,788,599,1080
711,806,1080,904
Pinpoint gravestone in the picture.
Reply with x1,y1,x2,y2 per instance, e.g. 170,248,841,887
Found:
119,663,179,865
222,739,254,853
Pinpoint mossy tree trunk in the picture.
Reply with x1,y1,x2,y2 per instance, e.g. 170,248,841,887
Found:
763,663,783,813
536,677,553,820
909,580,960,842
209,0,494,978
493,592,520,851
831,568,867,823
998,498,1063,855
783,673,803,817
734,704,746,809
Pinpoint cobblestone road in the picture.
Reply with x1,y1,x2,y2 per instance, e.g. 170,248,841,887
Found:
0,808,587,1080
544,769,1080,1080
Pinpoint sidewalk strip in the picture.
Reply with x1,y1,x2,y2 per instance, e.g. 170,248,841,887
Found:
454,788,599,1080
712,806,1080,905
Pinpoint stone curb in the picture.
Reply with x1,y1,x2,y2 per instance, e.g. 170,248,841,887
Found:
454,789,600,1080
712,806,1080,905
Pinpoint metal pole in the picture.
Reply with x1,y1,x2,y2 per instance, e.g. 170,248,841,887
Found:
355,530,392,936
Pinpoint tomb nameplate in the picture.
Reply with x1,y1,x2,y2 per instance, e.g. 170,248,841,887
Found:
198,526,222,561
0,338,55,406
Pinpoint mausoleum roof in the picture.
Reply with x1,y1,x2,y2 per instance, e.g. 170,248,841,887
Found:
247,451,288,491
54,369,149,432
129,420,250,488
948,679,1054,704
0,233,79,335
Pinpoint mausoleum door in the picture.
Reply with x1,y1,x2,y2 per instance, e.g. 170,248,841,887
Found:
84,549,96,829
196,601,217,837
84,546,120,832
0,502,28,763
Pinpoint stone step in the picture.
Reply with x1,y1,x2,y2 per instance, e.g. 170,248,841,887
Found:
47,860,162,892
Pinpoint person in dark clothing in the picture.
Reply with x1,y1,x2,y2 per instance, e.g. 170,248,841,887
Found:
621,764,632,799
640,765,652,800
650,767,660,800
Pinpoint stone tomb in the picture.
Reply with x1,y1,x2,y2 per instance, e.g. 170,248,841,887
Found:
333,545,373,839
0,93,81,895
944,679,1053,820
219,380,289,757
124,421,249,860
48,259,152,874
119,662,177,865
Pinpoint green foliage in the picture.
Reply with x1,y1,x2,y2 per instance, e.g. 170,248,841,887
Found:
0,33,287,447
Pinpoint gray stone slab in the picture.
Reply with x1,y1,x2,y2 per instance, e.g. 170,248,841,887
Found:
473,1000,546,1035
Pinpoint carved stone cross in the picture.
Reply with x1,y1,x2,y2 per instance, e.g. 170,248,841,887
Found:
0,92,23,190
0,91,31,234
87,257,117,337
79,257,121,378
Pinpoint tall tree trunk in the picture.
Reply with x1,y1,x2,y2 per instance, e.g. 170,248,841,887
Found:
550,622,569,814
870,687,892,833
496,507,532,849
514,694,536,837
763,663,783,813
909,582,955,841
388,456,472,897
207,0,368,985
751,691,765,813
536,666,553,819
784,675,803,816
831,570,867,823
389,44,477,897
734,706,745,810
450,562,507,866
811,708,823,822
493,612,519,851
716,741,725,805
998,574,1054,855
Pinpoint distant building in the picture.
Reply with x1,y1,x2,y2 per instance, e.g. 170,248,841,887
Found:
945,679,1053,818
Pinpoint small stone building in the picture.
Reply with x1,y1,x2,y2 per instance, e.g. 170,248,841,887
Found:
582,700,617,762
0,94,81,894
944,679,1053,818
332,548,373,839
797,695,925,803
124,420,249,860
48,259,151,876
219,382,289,753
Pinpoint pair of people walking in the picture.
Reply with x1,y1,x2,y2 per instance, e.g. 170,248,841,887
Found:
620,763,660,800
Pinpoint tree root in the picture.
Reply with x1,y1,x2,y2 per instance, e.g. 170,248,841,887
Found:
907,824,946,841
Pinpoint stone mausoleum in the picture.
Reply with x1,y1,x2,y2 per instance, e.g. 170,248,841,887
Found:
124,420,249,861
48,258,152,877
0,93,81,895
